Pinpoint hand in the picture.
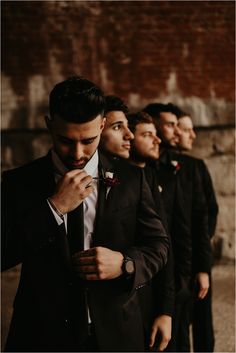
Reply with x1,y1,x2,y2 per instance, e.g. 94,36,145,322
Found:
72,246,124,280
50,169,93,214
196,272,209,299
149,315,171,351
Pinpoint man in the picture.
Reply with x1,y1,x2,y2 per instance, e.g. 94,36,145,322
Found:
177,112,218,240
127,111,175,351
177,114,196,151
143,103,212,352
99,95,134,159
177,111,218,353
100,100,174,352
2,77,169,352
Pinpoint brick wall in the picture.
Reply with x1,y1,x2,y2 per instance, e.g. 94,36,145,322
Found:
1,1,235,259
2,1,235,128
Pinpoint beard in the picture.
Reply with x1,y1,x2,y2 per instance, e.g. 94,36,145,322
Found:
64,157,90,170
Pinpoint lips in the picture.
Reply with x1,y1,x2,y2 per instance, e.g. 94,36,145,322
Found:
69,159,88,169
122,144,131,150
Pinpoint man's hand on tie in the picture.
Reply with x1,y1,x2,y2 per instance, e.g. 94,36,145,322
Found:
50,169,93,214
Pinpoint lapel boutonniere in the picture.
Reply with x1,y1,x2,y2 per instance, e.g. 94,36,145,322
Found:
103,171,120,187
98,171,120,199
170,160,181,174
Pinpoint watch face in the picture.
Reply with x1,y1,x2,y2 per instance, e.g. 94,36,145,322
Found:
126,260,135,274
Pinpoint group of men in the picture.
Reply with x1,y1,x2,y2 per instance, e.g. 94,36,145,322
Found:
2,76,218,352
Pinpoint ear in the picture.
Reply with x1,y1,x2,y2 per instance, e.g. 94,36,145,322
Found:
100,117,106,132
45,115,52,131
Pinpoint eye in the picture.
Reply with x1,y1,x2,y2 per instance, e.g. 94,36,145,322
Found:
57,137,73,145
81,138,96,145
113,124,122,131
143,132,152,137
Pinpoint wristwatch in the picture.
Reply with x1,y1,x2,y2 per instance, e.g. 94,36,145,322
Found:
122,254,135,276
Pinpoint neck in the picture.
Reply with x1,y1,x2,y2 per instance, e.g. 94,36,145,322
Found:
128,158,146,168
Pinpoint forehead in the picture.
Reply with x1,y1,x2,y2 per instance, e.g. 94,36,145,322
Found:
160,112,178,124
52,114,103,137
135,123,156,134
105,111,127,126
178,116,193,129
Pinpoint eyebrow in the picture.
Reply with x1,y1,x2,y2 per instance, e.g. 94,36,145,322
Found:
56,134,98,141
142,130,155,134
109,121,126,126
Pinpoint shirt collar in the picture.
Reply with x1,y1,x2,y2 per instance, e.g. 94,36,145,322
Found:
51,149,99,178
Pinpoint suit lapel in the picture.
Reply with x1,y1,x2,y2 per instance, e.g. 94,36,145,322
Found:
93,152,117,245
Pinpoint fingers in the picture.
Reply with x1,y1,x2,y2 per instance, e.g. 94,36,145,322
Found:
53,170,94,213
198,287,209,299
149,331,169,352
72,247,122,281
72,248,102,280
64,170,92,188
149,326,158,348
72,256,100,280
158,337,170,351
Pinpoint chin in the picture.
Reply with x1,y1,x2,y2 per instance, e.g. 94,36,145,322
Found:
119,152,129,159
150,154,159,160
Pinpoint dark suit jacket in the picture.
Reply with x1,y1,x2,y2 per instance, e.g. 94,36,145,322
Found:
144,165,175,317
174,153,212,276
153,150,212,292
2,151,169,352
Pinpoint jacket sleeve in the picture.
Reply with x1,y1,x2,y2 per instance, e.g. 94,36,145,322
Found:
199,160,219,238
124,170,170,290
1,171,66,271
152,245,175,317
144,166,175,317
191,163,212,275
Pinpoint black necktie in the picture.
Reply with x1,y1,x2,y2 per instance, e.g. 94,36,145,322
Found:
67,203,84,254
67,203,90,346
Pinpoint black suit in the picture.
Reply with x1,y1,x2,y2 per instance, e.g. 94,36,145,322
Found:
2,151,169,352
144,165,175,319
191,158,218,353
152,150,212,352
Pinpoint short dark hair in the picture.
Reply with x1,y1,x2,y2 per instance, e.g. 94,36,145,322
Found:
127,111,154,133
173,107,190,119
49,75,105,123
104,95,129,115
143,102,187,120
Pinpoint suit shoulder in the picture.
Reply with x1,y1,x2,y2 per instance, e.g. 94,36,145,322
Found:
176,154,205,168
2,155,50,182
115,159,143,179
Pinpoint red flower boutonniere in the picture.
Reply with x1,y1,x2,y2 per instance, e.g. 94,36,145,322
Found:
171,160,181,174
103,171,120,187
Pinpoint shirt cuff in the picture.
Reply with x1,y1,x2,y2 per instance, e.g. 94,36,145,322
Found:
47,199,64,226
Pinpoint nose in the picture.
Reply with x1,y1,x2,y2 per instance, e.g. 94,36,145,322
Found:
71,142,83,159
124,126,134,140
191,129,196,139
154,135,162,145
175,125,182,137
